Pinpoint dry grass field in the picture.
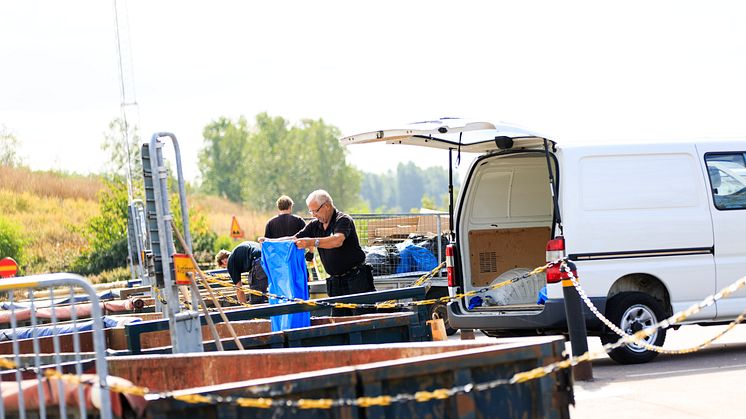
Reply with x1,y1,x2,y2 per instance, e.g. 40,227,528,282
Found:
0,166,271,278
0,166,102,275
191,194,273,242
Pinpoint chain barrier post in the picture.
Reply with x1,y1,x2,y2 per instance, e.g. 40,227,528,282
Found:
561,261,592,381
141,132,203,353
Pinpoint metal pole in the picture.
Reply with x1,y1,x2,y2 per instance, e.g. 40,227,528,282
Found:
147,133,203,353
187,272,224,351
561,261,593,381
171,221,244,350
448,149,455,242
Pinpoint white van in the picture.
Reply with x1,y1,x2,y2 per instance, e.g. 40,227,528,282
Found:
342,118,746,364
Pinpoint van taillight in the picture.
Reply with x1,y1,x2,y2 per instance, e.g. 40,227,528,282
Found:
546,236,566,284
446,245,455,287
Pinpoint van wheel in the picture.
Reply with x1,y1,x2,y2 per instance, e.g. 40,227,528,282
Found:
429,302,457,336
601,292,667,364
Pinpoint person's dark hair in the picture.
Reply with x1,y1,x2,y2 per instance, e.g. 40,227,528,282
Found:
215,249,231,266
277,195,294,211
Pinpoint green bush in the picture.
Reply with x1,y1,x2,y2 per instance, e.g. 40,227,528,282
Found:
77,178,223,274
75,179,129,274
0,216,25,268
213,235,234,253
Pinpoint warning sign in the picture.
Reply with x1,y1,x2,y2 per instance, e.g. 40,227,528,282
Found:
230,215,244,239
0,258,18,279
173,253,195,285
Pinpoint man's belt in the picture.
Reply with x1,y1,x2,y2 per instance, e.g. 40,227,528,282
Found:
327,262,366,280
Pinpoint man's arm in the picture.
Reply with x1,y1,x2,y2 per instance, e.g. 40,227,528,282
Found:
258,235,296,243
295,232,345,250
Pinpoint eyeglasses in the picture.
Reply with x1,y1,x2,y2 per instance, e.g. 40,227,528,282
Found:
308,201,326,214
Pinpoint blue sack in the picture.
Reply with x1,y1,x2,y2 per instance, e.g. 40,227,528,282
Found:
395,243,438,274
261,241,310,332
537,286,548,305
468,296,483,310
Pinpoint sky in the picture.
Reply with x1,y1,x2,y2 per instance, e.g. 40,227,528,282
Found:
2,1,746,183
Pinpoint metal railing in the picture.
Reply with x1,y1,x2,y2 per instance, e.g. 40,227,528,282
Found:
349,213,450,279
0,273,112,419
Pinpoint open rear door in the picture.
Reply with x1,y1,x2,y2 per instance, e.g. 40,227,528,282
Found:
340,118,552,153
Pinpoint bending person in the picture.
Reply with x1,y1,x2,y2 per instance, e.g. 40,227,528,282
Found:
215,241,268,304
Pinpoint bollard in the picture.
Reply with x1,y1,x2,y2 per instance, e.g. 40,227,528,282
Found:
460,329,476,340
562,261,593,381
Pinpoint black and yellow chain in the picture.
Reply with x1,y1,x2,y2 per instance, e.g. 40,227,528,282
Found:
203,260,555,310
562,262,746,355
3,261,746,409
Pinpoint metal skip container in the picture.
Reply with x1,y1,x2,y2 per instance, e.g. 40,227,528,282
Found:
110,337,572,418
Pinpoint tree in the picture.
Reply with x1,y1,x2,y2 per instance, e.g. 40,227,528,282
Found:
198,113,362,211
75,179,130,273
282,117,362,211
101,118,142,185
0,125,23,167
198,117,250,202
397,162,425,212
360,164,457,212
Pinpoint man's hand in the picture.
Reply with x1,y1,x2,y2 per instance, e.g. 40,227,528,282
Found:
294,238,314,249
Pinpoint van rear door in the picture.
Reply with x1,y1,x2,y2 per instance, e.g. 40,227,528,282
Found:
340,118,551,152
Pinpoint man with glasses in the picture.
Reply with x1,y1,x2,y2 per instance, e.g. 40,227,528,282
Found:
263,189,374,316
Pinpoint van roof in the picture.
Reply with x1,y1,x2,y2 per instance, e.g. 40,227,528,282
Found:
339,118,554,153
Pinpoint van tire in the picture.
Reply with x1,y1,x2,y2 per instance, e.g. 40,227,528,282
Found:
601,292,666,364
429,302,457,336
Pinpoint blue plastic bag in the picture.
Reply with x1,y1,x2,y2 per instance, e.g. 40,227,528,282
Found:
261,241,310,332
537,286,548,305
395,243,438,274
468,296,483,310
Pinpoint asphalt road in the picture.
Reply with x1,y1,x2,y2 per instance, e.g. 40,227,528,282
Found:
571,323,746,418
452,323,746,418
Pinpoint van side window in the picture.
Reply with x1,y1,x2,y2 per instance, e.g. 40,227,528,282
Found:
705,153,746,210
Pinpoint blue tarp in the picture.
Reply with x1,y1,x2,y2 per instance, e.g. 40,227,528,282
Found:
0,316,141,341
261,241,310,332
0,290,118,310
395,243,438,274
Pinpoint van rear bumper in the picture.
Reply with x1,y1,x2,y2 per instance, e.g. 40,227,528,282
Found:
447,298,607,334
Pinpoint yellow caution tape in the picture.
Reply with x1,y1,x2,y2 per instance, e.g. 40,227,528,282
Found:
357,395,392,407
0,358,16,369
174,394,214,404
235,397,273,408
5,259,745,411
297,398,335,409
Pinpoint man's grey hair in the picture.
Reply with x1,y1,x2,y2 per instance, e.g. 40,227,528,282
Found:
306,189,333,207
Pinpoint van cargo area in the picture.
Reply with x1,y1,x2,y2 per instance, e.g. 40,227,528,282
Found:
459,153,554,311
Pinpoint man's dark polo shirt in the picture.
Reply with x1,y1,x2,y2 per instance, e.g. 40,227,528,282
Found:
296,209,365,276
264,213,306,239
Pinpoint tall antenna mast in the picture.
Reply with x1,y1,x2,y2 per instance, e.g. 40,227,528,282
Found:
114,0,145,281
113,0,139,200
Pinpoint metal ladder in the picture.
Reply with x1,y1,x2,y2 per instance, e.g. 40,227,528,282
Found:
141,132,203,353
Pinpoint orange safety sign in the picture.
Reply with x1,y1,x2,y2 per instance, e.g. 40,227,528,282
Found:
230,215,244,239
173,253,195,285
0,257,18,278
